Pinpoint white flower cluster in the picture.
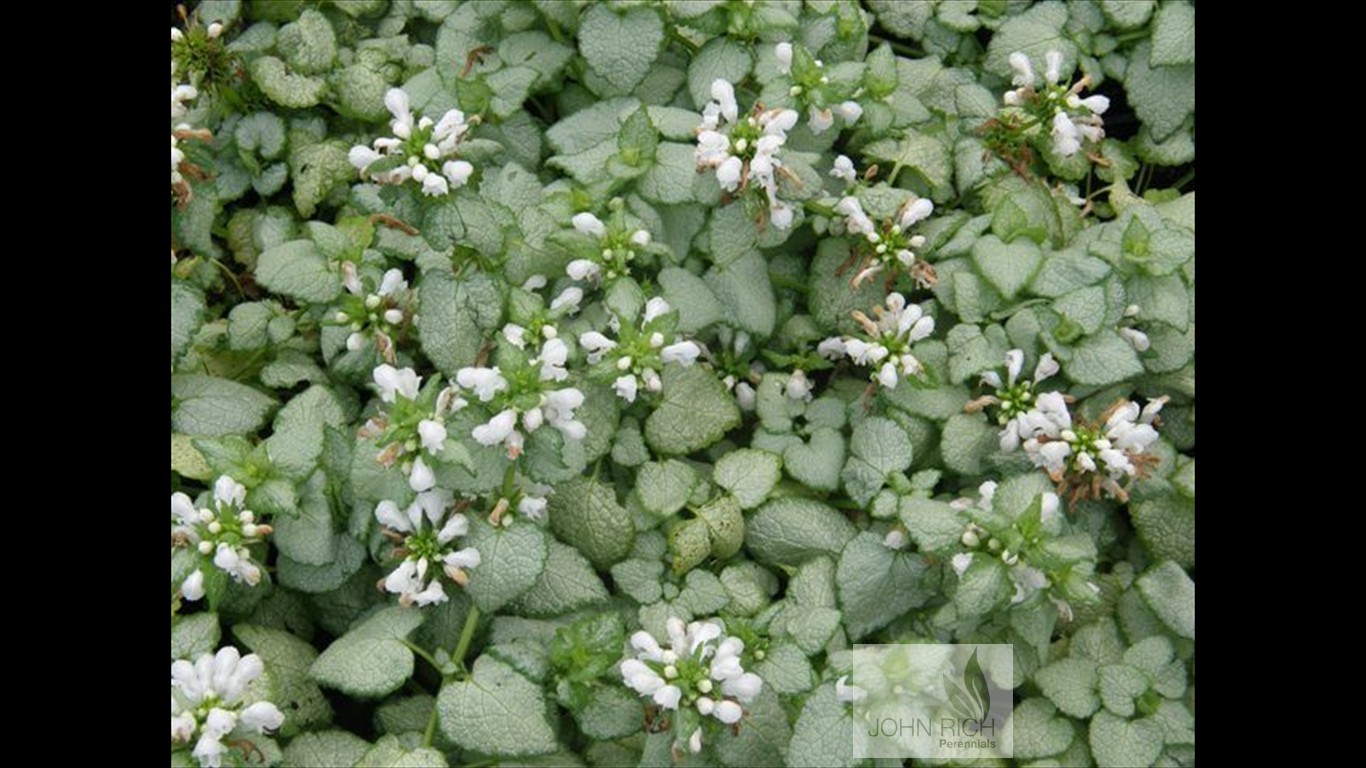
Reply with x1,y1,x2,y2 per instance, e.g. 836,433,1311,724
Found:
171,647,284,768
695,79,800,229
834,191,935,287
580,297,701,403
367,364,463,492
1007,392,1167,500
171,477,271,601
350,88,474,196
170,60,196,187
774,42,863,133
621,617,764,753
566,212,653,283
977,349,1061,451
819,293,935,390
454,335,586,458
374,489,481,606
339,266,412,360
1004,50,1109,157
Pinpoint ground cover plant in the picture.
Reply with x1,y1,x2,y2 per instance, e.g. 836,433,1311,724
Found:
170,2,1195,766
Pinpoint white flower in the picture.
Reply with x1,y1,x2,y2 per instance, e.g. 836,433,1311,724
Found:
408,456,436,492
614,374,639,403
837,100,863,123
418,420,447,454
1051,112,1081,156
543,388,586,440
1120,327,1151,352
579,331,618,364
785,369,813,401
661,341,701,366
883,528,908,550
456,367,509,402
171,648,284,767
835,675,867,703
1044,50,1064,85
536,337,571,382
374,364,421,403
1008,52,1035,87
951,553,974,577
643,297,672,323
518,494,548,521
900,197,934,229
808,105,835,133
550,286,583,314
775,42,793,74
472,409,518,446
735,381,756,411
830,154,857,185
572,212,606,238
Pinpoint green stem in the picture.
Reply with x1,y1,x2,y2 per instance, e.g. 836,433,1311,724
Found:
868,34,924,58
1172,168,1195,191
668,26,700,55
452,603,482,675
501,463,517,500
422,700,440,748
402,640,444,673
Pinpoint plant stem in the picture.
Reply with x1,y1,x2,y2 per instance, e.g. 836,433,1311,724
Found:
402,640,444,673
422,700,440,748
868,34,924,58
453,603,482,674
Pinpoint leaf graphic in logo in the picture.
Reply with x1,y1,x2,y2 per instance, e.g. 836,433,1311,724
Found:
944,673,976,722
963,648,991,722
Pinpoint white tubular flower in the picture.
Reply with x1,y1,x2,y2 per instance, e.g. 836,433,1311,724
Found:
579,331,618,364
785,369,813,401
661,341,701,366
503,323,528,349
536,337,571,382
374,364,421,403
899,197,934,229
808,105,835,134
351,88,474,194
418,420,447,454
613,374,639,403
735,381,756,411
835,675,867,703
1008,52,1035,87
837,101,863,123
472,409,518,447
550,286,583,314
1044,50,1064,85
830,154,857,184
644,297,671,323
543,388,586,440
1120,327,1151,352
572,212,606,238
171,648,284,767
518,494,548,521
1051,112,1081,156
951,552,974,578
883,528,908,550
408,456,436,492
711,79,739,124
775,42,793,74
456,367,509,402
